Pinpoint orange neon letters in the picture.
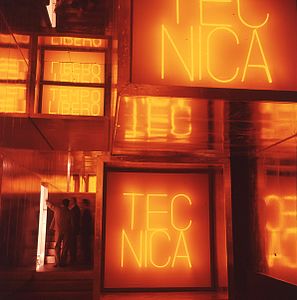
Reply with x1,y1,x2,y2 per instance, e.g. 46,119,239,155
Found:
265,195,297,269
123,97,192,141
121,193,193,269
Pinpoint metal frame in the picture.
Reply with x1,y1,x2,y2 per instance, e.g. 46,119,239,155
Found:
35,33,112,117
0,35,31,114
100,163,224,292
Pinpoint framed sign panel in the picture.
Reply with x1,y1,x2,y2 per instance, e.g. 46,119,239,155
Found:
113,96,224,154
37,35,108,116
132,0,297,91
103,168,216,289
0,34,29,113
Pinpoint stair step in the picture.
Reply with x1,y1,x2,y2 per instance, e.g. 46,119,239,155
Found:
47,242,55,248
46,249,55,256
45,256,55,264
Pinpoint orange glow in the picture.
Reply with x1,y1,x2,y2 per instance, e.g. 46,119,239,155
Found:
0,37,28,113
0,84,26,113
263,175,297,285
104,171,211,288
161,24,194,81
43,51,105,84
0,48,28,80
118,96,202,144
241,29,272,83
259,103,297,143
132,0,297,90
39,36,107,48
200,0,232,27
265,195,297,268
236,0,269,28
0,33,30,45
42,85,104,116
206,27,239,83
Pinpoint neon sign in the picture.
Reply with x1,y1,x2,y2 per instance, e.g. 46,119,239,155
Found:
104,171,213,288
0,49,28,80
43,51,105,83
40,36,106,116
259,103,297,144
0,34,30,45
121,193,192,269
40,36,107,48
42,86,104,116
132,0,297,90
263,174,297,285
265,194,297,269
0,84,26,113
116,96,210,147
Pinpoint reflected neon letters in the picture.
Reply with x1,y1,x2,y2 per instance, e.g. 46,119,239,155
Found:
265,195,297,268
123,97,192,142
121,193,192,269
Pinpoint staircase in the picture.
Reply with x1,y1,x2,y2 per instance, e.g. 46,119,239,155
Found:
45,232,56,265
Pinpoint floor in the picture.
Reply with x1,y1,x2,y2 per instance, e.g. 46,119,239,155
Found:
0,268,228,300
101,291,228,300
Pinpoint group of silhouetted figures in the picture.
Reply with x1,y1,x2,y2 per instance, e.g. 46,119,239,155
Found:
46,197,93,267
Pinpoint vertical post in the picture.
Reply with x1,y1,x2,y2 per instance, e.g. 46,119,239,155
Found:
28,33,38,115
67,152,71,192
228,101,258,300
93,157,104,300
36,184,48,271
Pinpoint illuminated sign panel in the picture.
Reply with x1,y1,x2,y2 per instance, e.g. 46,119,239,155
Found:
264,175,297,285
132,0,297,90
104,171,211,288
40,36,107,48
43,51,105,84
0,48,28,80
259,103,297,145
0,34,29,113
0,34,30,45
39,36,107,116
42,85,104,116
0,84,26,113
114,96,217,152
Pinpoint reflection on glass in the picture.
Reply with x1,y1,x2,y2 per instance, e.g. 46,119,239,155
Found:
262,173,297,285
43,51,105,84
42,85,104,116
258,108,296,285
114,96,224,154
0,33,29,113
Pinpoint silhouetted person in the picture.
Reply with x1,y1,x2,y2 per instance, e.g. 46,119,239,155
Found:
46,198,71,267
69,197,81,264
81,199,93,265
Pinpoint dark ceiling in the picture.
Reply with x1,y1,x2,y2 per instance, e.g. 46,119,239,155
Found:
0,0,111,34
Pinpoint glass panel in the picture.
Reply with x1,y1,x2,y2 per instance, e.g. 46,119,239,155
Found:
0,83,26,113
113,96,224,154
43,50,105,84
37,35,107,116
104,170,212,288
42,85,104,116
0,29,29,113
257,102,297,285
